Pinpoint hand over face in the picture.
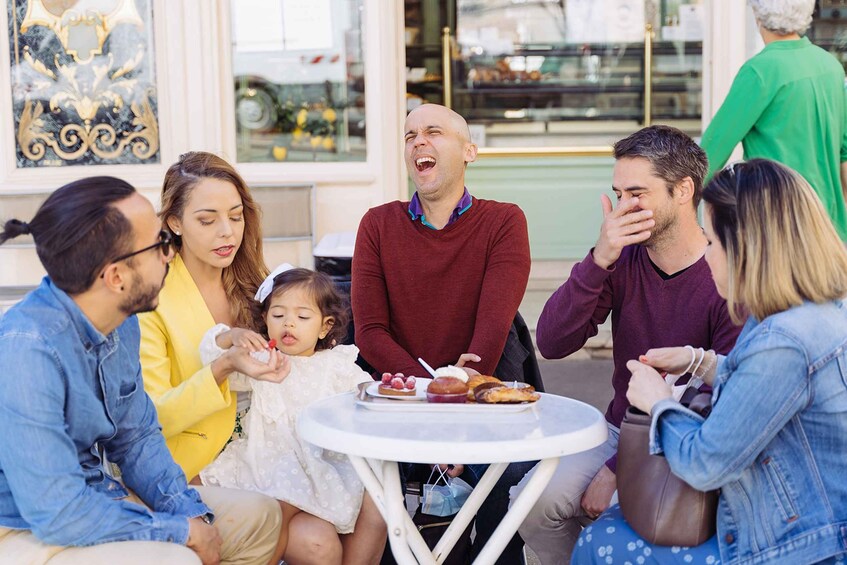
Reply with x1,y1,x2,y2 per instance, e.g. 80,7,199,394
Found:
626,359,673,414
581,465,616,519
593,195,655,269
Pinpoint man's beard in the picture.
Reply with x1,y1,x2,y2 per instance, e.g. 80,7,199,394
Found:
120,264,168,316
643,206,677,249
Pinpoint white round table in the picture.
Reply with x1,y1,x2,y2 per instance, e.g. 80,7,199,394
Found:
299,391,608,565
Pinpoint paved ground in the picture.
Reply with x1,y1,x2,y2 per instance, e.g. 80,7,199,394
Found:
537,357,614,411
524,357,613,564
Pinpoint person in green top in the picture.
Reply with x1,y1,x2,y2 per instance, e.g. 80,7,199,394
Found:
701,0,847,240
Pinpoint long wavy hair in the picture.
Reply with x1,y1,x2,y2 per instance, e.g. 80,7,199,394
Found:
160,152,267,327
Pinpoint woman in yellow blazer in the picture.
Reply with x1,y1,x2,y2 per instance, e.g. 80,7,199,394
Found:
139,152,283,482
144,152,350,565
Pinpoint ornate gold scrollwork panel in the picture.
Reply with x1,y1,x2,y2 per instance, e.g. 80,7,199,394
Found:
9,0,160,167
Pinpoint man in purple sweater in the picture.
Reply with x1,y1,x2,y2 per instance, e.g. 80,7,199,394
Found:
511,126,741,564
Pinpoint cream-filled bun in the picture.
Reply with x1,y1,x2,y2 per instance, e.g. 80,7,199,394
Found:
434,365,469,382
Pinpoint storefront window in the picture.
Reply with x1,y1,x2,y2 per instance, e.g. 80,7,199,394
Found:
809,1,847,70
405,0,703,148
8,0,160,168
231,0,366,163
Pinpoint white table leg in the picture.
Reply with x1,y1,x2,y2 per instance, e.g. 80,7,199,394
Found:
431,462,507,562
472,457,561,565
348,455,436,564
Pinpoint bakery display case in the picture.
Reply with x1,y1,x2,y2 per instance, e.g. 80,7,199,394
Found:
404,0,454,109
405,0,704,150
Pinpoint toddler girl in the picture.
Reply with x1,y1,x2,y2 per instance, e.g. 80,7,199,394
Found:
199,265,384,564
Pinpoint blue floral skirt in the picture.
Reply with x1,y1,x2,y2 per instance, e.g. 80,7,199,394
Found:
571,504,721,564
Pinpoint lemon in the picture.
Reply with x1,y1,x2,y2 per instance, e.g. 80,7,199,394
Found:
322,108,337,122
292,128,303,140
296,109,308,127
310,136,322,148
322,137,335,150
272,146,287,160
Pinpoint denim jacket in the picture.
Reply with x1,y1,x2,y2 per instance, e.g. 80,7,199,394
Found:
0,278,210,546
650,299,847,565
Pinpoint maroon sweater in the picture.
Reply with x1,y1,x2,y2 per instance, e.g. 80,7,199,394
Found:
537,246,741,471
352,197,531,377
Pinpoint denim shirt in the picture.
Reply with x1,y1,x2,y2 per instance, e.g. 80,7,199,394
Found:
649,299,847,564
0,278,210,546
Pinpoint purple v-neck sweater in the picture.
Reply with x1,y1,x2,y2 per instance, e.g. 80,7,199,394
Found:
537,245,741,471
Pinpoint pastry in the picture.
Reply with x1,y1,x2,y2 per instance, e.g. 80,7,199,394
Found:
378,372,417,396
466,375,503,400
474,383,540,404
434,365,469,382
426,376,469,403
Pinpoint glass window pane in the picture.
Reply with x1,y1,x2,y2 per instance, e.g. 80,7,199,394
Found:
8,0,160,168
231,0,366,163
435,0,703,147
809,1,847,71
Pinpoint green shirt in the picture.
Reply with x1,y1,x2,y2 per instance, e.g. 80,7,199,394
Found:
701,37,847,240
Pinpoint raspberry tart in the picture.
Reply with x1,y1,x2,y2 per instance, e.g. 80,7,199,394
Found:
377,372,418,396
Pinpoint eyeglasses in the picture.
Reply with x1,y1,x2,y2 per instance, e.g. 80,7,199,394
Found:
110,230,173,264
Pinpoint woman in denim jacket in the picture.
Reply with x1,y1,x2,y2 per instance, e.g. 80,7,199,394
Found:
573,159,847,565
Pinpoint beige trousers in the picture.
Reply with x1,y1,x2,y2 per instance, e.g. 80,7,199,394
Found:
0,486,281,565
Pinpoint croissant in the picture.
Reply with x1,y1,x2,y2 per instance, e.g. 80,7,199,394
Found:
466,375,502,400
474,383,540,404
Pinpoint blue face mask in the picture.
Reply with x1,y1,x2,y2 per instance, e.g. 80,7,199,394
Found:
420,467,473,517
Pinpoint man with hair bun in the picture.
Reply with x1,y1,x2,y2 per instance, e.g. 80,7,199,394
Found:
701,0,847,240
0,177,283,564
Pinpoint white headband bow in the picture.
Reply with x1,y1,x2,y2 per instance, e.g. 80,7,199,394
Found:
254,262,295,303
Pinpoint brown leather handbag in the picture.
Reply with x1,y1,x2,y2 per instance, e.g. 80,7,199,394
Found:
617,393,718,546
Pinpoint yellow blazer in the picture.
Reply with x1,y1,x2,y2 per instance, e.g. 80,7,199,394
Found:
139,254,235,480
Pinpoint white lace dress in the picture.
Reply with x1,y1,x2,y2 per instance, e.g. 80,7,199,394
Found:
198,326,372,533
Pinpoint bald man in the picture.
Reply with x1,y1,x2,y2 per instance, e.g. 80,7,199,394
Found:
352,104,533,564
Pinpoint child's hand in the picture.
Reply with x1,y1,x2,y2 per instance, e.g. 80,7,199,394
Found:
228,328,268,353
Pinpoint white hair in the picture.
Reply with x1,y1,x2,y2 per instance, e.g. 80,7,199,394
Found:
749,0,815,35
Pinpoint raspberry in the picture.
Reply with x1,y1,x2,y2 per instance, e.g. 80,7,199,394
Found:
267,339,277,349
381,372,393,385
405,376,416,389
391,377,405,390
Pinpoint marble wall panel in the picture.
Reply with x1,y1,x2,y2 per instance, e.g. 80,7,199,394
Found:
7,0,160,167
